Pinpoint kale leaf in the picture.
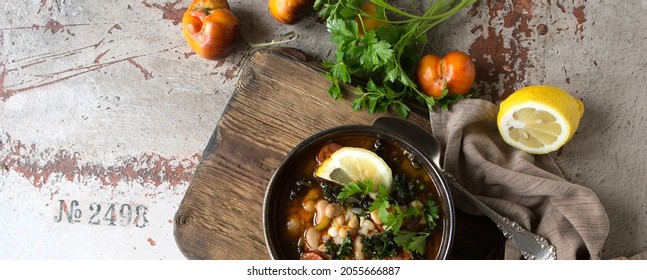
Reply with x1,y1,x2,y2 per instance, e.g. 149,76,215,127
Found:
361,231,398,259
324,233,353,260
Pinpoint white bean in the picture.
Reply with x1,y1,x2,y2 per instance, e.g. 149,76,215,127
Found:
317,243,328,253
304,188,320,201
347,214,359,229
359,219,375,236
338,226,357,239
302,200,316,213
305,227,321,249
328,226,339,237
345,211,355,223
338,226,349,239
359,227,368,236
334,213,346,227
315,199,329,224
370,209,382,225
325,203,342,218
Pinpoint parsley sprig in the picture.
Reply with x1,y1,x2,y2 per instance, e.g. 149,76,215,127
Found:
337,180,372,200
314,0,476,118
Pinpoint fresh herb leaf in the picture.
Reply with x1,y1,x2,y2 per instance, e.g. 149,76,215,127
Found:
425,198,440,230
359,31,393,71
325,72,342,100
351,92,367,111
338,180,372,201
330,61,351,84
391,102,410,119
393,231,414,248
408,233,429,255
385,66,400,83
384,203,403,233
313,0,325,10
369,191,390,221
394,231,430,256
327,18,358,45
403,206,421,219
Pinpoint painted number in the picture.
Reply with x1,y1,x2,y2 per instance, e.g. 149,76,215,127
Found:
54,200,149,228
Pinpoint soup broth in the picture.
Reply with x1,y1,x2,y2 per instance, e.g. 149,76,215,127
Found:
276,134,445,260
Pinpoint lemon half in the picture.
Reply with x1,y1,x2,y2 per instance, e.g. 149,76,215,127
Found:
497,85,584,154
314,147,392,193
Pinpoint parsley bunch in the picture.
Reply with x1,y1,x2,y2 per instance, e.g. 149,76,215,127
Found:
314,0,476,118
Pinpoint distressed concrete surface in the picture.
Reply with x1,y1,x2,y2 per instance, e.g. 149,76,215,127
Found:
0,0,645,259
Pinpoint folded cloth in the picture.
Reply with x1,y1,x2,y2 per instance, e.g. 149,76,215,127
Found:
429,99,609,260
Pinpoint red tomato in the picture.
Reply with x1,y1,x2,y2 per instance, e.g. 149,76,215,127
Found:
268,0,315,25
300,251,324,260
416,50,476,98
182,0,240,60
316,143,342,165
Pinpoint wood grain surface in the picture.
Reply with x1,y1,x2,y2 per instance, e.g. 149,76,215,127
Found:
172,48,502,260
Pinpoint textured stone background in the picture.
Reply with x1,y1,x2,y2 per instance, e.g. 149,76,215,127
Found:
1,0,645,259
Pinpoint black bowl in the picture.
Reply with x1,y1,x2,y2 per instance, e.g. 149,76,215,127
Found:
263,118,455,260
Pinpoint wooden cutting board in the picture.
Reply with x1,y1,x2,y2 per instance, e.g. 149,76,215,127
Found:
172,48,503,260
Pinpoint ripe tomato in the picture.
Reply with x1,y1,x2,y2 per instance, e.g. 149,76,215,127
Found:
356,1,387,35
182,0,240,60
268,0,315,25
416,50,476,98
316,143,342,165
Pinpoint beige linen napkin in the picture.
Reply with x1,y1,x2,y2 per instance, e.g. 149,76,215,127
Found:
429,99,609,260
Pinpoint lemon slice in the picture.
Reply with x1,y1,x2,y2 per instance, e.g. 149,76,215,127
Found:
314,147,392,193
497,85,584,154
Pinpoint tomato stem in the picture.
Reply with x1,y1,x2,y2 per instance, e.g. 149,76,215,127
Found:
248,31,298,49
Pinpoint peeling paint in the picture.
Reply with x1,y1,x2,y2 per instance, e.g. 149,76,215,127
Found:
225,66,238,79
573,5,587,41
0,35,4,96
147,238,157,246
0,133,201,188
502,0,533,38
214,59,226,68
127,57,154,79
107,24,122,34
142,0,187,26
44,19,64,34
94,49,110,64
0,68,5,99
38,0,62,15
468,0,535,100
